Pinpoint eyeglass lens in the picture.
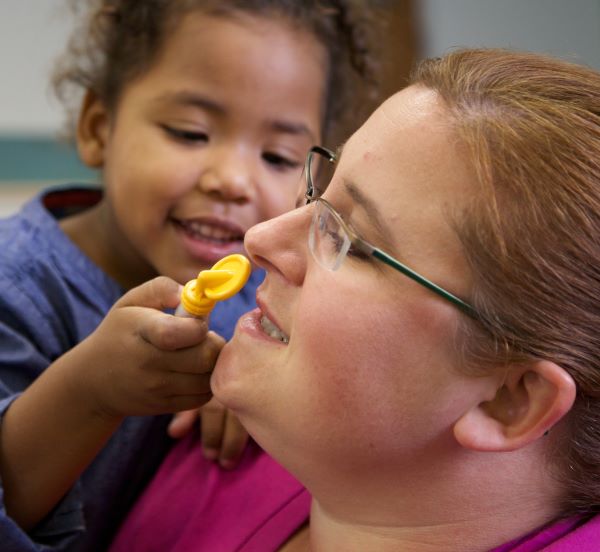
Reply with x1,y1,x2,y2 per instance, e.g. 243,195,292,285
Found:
309,201,352,271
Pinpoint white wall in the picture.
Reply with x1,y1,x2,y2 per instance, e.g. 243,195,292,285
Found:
417,0,600,70
1,0,599,214
0,1,73,136
1,1,600,137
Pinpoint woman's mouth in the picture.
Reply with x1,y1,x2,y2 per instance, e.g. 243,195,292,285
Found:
260,314,289,344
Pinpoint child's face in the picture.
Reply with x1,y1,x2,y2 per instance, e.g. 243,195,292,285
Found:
81,12,326,286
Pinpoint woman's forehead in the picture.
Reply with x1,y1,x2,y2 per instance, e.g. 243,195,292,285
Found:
333,87,474,267
338,87,464,200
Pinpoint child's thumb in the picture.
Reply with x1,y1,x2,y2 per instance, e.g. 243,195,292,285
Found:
115,276,183,311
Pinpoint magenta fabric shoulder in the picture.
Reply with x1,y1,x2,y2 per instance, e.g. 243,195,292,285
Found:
490,514,600,552
109,433,310,552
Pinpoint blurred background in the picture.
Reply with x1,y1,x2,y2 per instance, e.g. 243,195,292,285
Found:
1,0,599,216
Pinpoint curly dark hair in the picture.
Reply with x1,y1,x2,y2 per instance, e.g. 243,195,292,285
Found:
53,0,381,142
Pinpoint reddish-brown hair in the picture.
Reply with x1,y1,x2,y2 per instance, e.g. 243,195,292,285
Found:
412,49,600,515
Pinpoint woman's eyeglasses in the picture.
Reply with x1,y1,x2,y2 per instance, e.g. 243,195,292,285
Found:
304,146,477,318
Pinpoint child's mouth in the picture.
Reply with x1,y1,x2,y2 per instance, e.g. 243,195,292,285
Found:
174,219,244,245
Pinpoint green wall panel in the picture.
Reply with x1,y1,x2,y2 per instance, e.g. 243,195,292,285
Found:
0,137,98,183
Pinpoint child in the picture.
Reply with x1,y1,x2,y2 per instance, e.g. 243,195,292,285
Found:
0,1,378,550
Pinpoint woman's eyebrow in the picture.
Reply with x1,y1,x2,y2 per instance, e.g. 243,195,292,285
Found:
343,179,396,252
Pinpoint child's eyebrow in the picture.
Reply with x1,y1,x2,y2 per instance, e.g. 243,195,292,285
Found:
268,120,316,142
154,91,225,115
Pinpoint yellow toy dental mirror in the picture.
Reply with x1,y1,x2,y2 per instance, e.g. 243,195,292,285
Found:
176,254,251,318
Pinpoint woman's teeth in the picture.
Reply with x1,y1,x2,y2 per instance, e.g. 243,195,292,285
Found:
260,315,289,344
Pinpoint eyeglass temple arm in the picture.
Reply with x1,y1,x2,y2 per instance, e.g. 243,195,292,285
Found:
362,245,478,319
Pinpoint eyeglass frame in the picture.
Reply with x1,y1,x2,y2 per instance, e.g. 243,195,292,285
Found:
304,145,478,319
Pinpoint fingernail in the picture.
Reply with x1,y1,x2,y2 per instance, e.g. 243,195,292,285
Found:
203,448,218,460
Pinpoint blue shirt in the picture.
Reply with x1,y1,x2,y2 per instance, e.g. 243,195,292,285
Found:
0,187,262,551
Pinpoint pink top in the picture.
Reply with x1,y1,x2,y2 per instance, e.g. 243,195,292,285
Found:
109,433,310,552
111,431,600,551
491,514,600,551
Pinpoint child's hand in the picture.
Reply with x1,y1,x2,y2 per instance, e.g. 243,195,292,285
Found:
73,276,224,420
168,399,250,469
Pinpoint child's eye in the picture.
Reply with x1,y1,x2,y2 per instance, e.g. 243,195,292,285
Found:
262,152,301,171
162,125,209,143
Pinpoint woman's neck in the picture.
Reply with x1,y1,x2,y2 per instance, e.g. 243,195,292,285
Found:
306,499,555,552
298,448,563,552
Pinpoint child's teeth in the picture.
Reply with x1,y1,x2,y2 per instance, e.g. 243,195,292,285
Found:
260,315,289,343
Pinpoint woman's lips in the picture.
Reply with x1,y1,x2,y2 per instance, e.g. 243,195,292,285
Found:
260,313,289,343
237,308,289,346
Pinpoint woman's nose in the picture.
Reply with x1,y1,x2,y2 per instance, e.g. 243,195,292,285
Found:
244,207,310,286
197,147,254,203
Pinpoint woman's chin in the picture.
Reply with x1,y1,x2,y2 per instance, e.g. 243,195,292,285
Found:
211,339,250,410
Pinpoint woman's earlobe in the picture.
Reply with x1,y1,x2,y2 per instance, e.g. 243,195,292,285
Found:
453,360,576,452
76,90,110,168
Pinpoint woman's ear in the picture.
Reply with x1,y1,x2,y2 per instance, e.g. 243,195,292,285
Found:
76,90,110,168
453,360,576,452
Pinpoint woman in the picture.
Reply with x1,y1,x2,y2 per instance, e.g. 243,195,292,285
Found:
111,49,600,551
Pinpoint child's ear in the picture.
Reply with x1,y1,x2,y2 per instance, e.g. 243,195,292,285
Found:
454,360,576,452
76,90,110,168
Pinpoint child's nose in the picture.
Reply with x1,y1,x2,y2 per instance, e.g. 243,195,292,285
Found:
197,148,254,202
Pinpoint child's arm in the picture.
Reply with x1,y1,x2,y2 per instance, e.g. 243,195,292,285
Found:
0,276,222,530
168,398,250,469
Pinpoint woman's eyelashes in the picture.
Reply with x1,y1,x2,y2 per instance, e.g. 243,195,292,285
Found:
346,243,371,261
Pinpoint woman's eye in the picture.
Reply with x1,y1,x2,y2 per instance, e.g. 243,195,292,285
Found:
263,152,301,171
162,125,208,143
347,244,371,261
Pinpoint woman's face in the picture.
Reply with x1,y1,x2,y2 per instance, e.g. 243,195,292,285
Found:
213,86,491,485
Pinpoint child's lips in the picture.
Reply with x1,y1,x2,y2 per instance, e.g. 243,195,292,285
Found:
173,217,245,243
171,217,246,261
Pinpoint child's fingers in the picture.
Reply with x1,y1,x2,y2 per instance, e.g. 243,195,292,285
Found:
159,371,213,398
156,332,223,377
200,398,227,460
163,393,213,414
137,311,208,351
167,409,200,439
115,276,182,311
218,413,249,470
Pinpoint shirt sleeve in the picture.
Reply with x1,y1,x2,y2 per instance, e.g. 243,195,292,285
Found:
0,276,85,551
